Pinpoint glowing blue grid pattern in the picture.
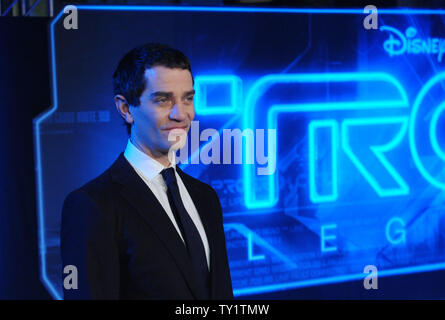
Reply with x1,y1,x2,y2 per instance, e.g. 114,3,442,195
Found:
194,75,242,115
34,6,445,299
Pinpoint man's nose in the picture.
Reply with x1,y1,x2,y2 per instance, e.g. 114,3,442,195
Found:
169,103,187,121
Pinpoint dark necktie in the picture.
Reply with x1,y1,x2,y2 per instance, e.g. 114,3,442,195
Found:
161,167,210,299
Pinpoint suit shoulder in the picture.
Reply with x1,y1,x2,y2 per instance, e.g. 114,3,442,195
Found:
64,167,116,209
82,169,115,195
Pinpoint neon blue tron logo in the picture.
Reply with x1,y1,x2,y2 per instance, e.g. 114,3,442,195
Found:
194,71,445,206
243,72,410,208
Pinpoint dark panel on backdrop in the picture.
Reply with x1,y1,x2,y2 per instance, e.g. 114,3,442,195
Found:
0,17,51,299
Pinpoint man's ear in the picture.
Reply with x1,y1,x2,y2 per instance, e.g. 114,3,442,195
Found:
114,94,134,124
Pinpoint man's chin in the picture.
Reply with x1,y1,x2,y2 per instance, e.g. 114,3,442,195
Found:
167,141,187,151
166,130,188,150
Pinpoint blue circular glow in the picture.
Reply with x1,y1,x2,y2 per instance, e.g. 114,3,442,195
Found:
409,72,445,189
429,101,445,162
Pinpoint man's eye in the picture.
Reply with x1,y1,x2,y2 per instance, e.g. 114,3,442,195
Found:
156,98,168,104
185,96,194,102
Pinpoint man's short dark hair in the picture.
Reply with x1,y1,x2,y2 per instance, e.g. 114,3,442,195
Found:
112,43,193,135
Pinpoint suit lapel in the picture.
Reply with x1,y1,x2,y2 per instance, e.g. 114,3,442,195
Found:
176,166,219,299
110,153,206,299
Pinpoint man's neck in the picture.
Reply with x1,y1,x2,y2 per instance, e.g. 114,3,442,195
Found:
130,137,171,168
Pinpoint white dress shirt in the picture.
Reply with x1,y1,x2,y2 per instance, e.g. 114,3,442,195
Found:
123,139,210,269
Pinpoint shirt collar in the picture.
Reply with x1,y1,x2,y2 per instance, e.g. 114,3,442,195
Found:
123,139,176,181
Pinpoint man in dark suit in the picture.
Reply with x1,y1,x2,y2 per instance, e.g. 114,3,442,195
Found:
61,43,233,300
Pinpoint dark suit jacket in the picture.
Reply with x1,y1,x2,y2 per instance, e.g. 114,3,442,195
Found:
61,153,233,300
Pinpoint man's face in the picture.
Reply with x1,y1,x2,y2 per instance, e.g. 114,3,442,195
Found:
129,66,195,156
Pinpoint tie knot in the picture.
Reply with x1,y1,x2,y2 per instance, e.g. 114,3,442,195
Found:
161,167,177,186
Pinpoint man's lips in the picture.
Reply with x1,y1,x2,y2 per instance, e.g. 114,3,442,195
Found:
162,126,187,131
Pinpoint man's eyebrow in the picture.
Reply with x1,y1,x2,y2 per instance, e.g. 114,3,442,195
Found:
150,91,173,99
149,90,195,99
183,90,195,97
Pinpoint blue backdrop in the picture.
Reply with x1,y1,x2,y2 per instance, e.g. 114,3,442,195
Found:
34,6,445,299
